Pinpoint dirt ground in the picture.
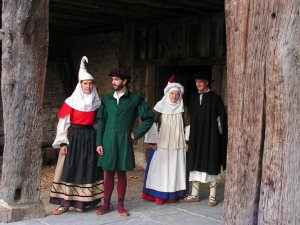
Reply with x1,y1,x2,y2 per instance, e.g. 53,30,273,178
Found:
0,156,226,215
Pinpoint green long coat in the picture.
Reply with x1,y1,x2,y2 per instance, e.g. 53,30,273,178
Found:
96,89,154,171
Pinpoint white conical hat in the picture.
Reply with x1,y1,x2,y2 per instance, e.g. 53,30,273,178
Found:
78,56,94,81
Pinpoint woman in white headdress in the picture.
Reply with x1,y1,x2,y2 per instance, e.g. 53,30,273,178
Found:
142,75,190,204
49,56,103,215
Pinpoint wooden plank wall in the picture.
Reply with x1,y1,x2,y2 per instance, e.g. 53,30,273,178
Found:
134,12,226,62
130,12,226,102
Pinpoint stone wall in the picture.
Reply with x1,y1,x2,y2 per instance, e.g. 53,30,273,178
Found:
70,32,122,99
42,62,66,145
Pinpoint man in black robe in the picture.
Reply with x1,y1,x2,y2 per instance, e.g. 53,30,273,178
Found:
180,71,228,206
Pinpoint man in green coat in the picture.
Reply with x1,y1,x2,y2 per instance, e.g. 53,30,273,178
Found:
94,68,154,217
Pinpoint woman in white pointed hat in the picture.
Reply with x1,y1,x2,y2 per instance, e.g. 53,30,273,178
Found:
49,56,103,215
142,75,190,204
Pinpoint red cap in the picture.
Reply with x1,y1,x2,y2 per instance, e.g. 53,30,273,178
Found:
168,75,175,83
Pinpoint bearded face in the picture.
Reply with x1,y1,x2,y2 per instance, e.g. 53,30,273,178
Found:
112,76,126,91
112,81,124,91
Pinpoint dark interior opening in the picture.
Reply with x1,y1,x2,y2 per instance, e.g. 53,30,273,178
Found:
155,66,213,105
14,188,21,202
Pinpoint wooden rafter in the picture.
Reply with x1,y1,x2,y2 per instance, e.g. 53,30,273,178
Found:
48,0,224,35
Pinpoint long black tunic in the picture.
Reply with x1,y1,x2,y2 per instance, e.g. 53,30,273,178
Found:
187,91,228,175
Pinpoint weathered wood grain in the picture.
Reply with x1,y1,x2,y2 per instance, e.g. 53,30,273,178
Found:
1,0,49,204
223,0,300,224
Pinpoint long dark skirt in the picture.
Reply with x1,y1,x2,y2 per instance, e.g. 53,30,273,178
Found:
50,124,104,209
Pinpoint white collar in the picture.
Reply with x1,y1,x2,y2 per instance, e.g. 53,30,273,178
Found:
113,91,125,104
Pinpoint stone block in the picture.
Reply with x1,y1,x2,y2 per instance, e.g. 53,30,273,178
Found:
42,114,50,120
0,199,45,223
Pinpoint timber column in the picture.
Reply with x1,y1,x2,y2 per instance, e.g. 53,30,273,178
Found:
0,0,49,222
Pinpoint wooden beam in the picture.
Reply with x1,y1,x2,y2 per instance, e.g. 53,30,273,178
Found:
49,24,124,35
211,65,221,94
201,0,224,4
48,0,225,35
49,12,110,24
223,0,300,224
146,66,156,108
120,22,135,70
50,2,127,20
48,18,90,27
172,0,224,7
135,12,225,29
0,0,48,222
50,0,103,9
50,0,184,20
134,57,226,67
117,0,216,14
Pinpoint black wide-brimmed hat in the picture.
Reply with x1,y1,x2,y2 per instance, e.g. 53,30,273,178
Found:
190,71,214,82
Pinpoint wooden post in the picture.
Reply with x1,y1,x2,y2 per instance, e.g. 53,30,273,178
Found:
223,0,300,224
120,22,135,73
146,66,155,108
0,0,49,222
211,65,221,95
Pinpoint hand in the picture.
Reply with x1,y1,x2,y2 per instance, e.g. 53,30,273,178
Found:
186,144,189,152
60,146,68,155
150,144,157,151
96,146,104,155
131,132,135,140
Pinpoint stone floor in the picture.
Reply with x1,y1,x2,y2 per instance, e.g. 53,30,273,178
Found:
0,154,226,224
1,187,225,225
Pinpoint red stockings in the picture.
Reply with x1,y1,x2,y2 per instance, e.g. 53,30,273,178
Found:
100,170,127,212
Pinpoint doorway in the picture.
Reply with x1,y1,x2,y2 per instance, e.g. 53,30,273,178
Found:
154,66,213,105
